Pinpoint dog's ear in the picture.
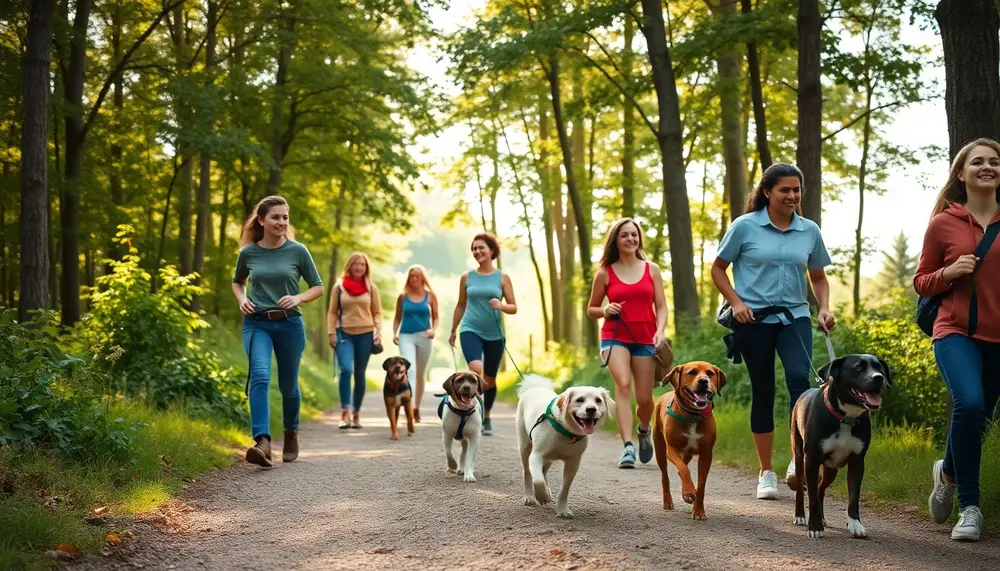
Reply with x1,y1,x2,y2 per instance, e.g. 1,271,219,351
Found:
474,373,485,395
714,366,727,396
661,365,683,389
400,357,411,370
442,373,458,396
600,388,615,419
876,357,892,387
382,357,393,371
556,388,575,416
818,356,846,386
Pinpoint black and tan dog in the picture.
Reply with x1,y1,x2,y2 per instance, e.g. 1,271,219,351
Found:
653,361,726,520
382,356,415,440
789,354,891,539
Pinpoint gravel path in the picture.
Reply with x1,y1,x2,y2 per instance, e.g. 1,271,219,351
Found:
77,392,999,571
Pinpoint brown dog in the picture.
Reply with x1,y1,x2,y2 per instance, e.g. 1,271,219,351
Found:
382,356,415,440
652,361,726,520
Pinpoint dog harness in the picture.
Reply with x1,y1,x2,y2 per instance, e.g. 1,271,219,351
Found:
529,398,585,444
665,398,714,424
383,375,411,397
823,385,864,427
437,395,484,441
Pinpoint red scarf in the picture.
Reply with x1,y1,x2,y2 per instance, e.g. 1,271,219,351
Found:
341,276,368,296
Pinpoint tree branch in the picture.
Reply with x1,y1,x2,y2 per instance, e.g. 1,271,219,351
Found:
571,47,657,137
822,97,932,142
82,0,187,140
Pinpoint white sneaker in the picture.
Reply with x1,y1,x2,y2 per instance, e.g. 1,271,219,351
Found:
757,470,779,500
928,459,956,524
951,506,982,541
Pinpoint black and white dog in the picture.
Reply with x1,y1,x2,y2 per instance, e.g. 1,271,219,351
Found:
788,354,891,539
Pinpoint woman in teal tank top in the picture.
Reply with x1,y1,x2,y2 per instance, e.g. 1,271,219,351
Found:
448,232,518,436
392,265,439,422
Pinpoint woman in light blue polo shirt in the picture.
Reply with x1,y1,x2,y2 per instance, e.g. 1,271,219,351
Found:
711,163,836,501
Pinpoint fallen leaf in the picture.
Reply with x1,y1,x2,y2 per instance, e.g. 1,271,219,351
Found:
53,543,81,559
92,506,110,515
551,549,564,556
105,532,122,544
159,455,173,470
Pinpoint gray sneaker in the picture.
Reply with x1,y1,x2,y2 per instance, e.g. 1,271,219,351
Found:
637,425,653,464
929,459,957,524
952,506,982,541
481,417,493,436
618,444,637,469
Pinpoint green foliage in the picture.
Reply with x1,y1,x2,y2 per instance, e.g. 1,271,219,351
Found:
0,311,140,462
73,227,247,422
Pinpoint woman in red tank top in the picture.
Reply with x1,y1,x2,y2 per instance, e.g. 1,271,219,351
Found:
587,218,668,469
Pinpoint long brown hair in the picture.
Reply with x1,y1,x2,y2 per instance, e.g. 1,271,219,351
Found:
599,217,646,267
239,195,295,247
930,138,1000,219
744,163,804,214
471,232,501,260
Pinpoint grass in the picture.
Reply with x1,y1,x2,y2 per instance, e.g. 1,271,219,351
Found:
0,322,339,570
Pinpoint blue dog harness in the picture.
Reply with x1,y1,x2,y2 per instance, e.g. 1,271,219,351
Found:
437,395,484,441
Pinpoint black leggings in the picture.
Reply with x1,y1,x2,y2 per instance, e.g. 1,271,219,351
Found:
737,317,813,434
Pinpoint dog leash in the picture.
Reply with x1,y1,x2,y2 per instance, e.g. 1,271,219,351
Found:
600,309,672,382
492,309,527,383
744,306,836,386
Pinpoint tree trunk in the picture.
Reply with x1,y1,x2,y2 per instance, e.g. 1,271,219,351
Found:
18,0,53,321
742,0,772,171
171,4,194,275
935,0,1000,158
621,15,636,219
539,100,562,345
214,170,230,316
325,181,348,313
640,0,700,328
569,71,591,347
267,0,297,195
797,0,823,226
60,0,92,327
715,0,748,222
548,55,580,346
107,1,125,267
192,0,218,312
854,90,873,318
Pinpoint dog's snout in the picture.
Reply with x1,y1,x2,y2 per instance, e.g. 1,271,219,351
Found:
585,405,597,415
872,373,884,383
697,377,710,387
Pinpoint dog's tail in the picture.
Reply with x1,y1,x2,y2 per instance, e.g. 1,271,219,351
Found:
516,374,555,398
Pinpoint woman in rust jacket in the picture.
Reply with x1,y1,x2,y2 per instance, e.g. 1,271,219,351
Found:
914,137,1000,542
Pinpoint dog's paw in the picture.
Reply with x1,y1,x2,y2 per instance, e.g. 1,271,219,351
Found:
523,495,538,506
447,457,458,471
407,431,414,437
808,529,825,539
390,433,399,441
556,506,574,519
794,516,807,526
533,481,551,504
691,511,707,521
663,498,674,511
463,473,477,483
682,492,696,505
846,518,868,539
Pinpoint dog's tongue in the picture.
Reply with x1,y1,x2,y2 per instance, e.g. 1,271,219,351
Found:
861,392,882,408
579,417,597,434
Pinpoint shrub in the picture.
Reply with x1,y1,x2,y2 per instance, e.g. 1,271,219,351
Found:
72,226,248,423
0,311,140,462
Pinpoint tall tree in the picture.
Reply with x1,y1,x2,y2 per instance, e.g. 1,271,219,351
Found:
742,0,772,171
191,0,219,312
797,0,823,225
875,231,918,294
621,15,636,218
19,0,54,322
935,0,1000,158
640,0,700,327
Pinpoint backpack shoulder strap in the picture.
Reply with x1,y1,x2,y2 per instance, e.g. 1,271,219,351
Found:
974,220,1000,261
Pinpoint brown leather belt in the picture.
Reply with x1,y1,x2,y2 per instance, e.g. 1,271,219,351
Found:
250,310,288,321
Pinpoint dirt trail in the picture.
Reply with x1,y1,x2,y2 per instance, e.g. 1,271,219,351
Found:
78,393,999,570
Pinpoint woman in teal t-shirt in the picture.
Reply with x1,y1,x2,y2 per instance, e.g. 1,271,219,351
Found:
448,232,517,436
232,195,324,468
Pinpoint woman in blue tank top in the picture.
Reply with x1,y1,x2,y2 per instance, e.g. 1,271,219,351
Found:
392,265,439,422
448,232,518,436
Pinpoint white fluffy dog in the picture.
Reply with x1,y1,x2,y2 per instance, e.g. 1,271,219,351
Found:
515,374,614,518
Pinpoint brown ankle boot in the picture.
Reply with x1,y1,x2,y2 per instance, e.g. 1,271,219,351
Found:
246,436,273,468
282,430,299,463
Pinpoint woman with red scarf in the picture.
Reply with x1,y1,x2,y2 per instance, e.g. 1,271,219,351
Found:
328,252,383,429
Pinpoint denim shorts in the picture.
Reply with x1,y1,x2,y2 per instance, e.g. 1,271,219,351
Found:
600,339,655,358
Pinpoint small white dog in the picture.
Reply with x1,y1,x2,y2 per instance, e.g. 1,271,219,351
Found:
437,371,485,483
515,374,614,518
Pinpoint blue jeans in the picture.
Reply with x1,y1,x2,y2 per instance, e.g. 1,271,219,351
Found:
599,339,656,358
736,317,813,434
242,315,306,440
933,334,1000,509
335,329,374,412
